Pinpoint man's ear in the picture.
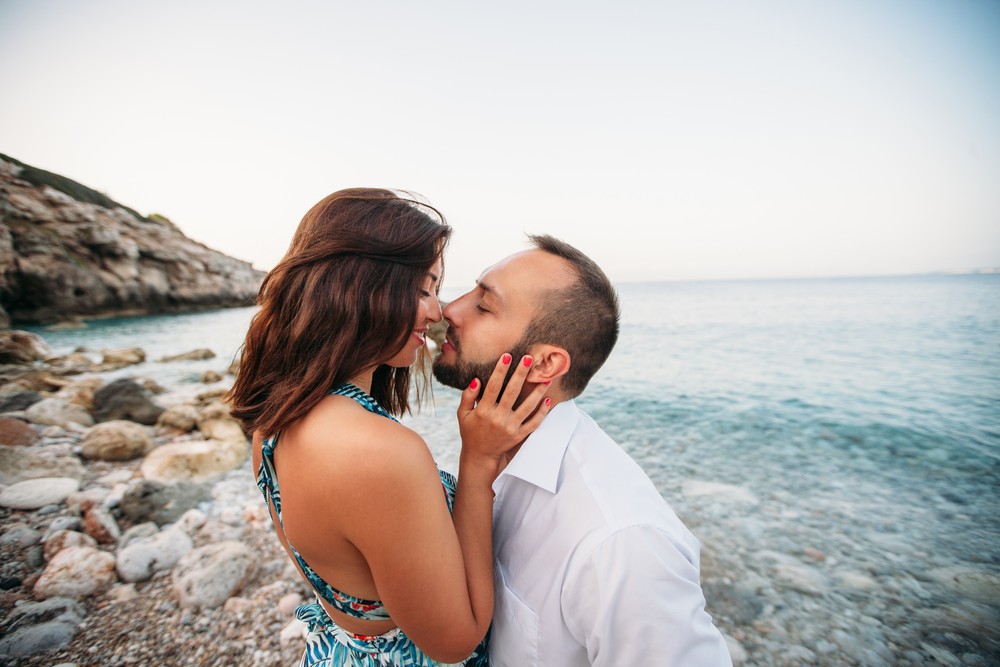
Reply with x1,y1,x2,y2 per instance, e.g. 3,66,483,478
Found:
526,344,570,384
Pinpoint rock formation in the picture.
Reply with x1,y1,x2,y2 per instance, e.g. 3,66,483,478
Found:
0,154,265,326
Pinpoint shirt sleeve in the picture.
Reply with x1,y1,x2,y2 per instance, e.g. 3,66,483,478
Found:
560,525,733,667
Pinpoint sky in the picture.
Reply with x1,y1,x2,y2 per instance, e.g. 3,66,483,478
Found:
1,0,999,291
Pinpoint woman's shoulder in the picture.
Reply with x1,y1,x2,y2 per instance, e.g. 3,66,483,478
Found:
287,392,430,468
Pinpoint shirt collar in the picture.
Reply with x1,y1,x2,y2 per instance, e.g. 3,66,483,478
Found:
493,399,580,495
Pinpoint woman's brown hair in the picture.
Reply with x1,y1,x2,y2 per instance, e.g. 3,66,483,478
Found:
227,188,451,437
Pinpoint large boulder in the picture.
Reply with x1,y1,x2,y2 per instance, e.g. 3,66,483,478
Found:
80,420,153,461
0,477,80,510
156,403,199,433
92,378,164,425
140,439,247,484
172,541,258,609
0,330,54,365
33,546,117,599
116,526,193,583
118,479,210,526
0,445,86,486
24,398,94,428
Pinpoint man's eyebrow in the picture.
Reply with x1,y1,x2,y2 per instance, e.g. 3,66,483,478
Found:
476,279,503,307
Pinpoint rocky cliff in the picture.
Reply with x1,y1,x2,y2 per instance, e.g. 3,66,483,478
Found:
0,154,265,327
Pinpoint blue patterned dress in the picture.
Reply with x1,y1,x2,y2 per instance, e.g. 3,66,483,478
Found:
256,384,489,666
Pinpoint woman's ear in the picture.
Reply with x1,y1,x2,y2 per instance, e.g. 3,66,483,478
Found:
527,345,570,384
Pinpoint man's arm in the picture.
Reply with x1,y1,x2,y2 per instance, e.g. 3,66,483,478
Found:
561,525,733,666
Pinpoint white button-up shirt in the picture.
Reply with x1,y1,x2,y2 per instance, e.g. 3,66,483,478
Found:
489,400,732,666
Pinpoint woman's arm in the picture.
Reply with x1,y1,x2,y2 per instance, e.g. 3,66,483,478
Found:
284,354,547,662
449,354,550,650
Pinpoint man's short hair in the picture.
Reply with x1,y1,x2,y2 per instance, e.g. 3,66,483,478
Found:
522,234,620,397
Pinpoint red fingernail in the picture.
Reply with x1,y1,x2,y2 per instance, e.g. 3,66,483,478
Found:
544,380,551,386
544,397,552,407
522,355,533,368
469,378,479,390
501,353,511,365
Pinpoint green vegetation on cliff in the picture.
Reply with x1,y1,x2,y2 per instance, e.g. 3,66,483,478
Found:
0,152,147,222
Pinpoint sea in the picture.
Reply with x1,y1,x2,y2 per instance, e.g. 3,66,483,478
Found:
24,272,1000,662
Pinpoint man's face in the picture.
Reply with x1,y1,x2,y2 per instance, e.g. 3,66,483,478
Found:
433,249,573,390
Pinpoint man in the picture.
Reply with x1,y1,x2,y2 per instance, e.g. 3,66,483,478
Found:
434,235,732,666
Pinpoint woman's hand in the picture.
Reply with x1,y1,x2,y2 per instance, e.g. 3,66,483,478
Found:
456,353,551,465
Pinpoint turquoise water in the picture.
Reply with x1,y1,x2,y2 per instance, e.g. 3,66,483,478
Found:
25,273,1000,660
29,273,999,538
29,274,1000,492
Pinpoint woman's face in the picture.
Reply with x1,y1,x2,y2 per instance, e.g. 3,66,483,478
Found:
384,256,444,368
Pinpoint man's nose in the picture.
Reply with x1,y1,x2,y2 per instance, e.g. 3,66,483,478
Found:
442,299,459,326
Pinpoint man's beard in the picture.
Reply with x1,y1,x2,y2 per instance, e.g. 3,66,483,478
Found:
433,328,531,401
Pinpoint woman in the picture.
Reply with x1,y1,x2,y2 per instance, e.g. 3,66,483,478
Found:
228,188,549,666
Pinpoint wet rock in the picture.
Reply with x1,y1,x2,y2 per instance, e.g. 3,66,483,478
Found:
24,398,94,428
0,477,80,509
158,348,216,362
201,370,223,383
116,526,193,582
92,378,164,425
197,401,247,443
682,479,759,506
81,420,153,461
140,438,247,484
772,561,829,596
0,330,54,364
0,387,42,412
924,566,1000,605
98,347,146,369
172,541,258,609
46,352,96,376
52,377,103,411
33,545,117,599
156,403,199,433
0,416,38,446
119,479,209,526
